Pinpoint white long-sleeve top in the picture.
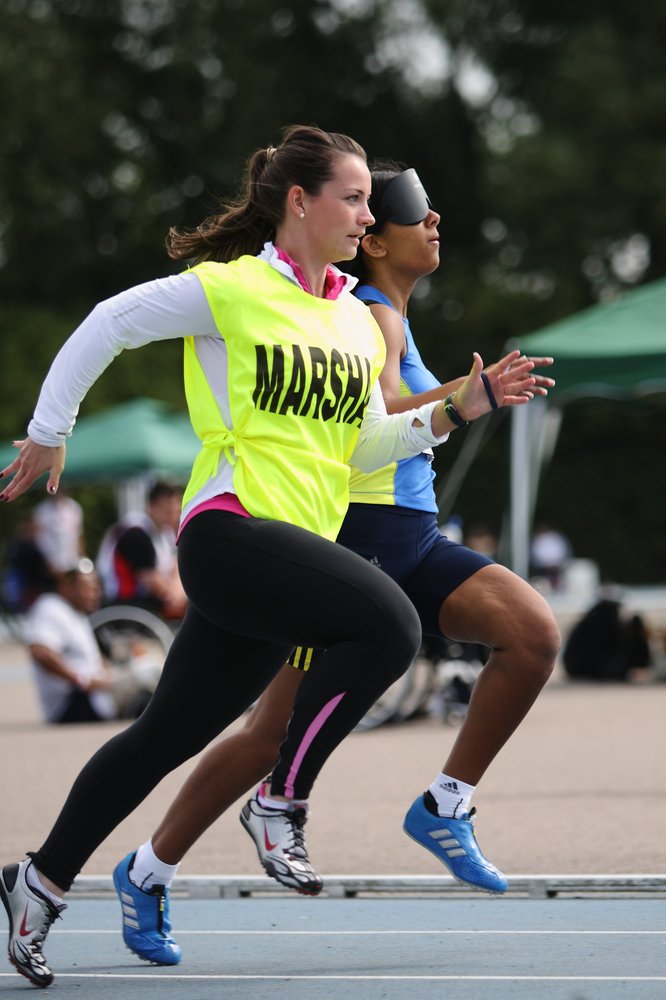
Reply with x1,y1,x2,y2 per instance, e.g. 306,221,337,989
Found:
28,248,449,524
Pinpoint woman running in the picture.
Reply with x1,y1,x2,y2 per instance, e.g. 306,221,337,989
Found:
101,164,558,968
0,130,532,988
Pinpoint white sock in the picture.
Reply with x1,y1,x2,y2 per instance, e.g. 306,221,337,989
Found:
130,840,180,892
428,773,476,818
257,781,308,813
26,864,65,907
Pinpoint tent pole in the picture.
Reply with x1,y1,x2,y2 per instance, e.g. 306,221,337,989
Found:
510,399,554,578
435,411,503,523
510,405,531,578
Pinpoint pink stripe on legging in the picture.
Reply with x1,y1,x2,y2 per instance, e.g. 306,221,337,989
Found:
284,692,346,798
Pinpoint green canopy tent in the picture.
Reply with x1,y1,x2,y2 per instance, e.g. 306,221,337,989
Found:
0,398,200,512
509,276,666,577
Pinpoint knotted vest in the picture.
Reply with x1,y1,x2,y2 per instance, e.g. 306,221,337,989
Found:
183,256,386,541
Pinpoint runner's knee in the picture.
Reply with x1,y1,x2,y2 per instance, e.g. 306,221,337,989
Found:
243,708,289,765
373,590,422,684
515,600,561,681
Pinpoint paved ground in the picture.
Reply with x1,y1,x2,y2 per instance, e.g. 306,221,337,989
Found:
2,637,666,999
1,638,665,879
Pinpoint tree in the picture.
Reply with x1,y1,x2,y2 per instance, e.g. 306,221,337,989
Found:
1,0,665,579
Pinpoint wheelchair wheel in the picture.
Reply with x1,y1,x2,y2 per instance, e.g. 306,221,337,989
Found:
353,671,413,731
89,604,175,668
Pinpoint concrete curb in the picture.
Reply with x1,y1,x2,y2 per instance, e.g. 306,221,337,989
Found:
70,873,666,900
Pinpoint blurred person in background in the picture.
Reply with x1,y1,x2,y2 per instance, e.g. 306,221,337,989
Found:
439,513,463,543
22,559,159,724
23,560,116,724
1,515,56,614
464,522,498,560
96,481,187,619
32,492,85,574
530,521,572,592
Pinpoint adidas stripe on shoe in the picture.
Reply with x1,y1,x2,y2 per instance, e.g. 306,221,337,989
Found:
113,853,181,965
403,792,508,894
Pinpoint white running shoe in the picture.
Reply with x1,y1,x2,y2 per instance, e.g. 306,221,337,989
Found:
0,859,66,988
240,789,323,895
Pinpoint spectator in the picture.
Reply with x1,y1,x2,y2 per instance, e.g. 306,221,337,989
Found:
530,521,572,591
32,493,85,573
439,514,463,544
22,560,117,724
2,516,56,613
464,522,498,559
96,482,187,618
22,560,159,723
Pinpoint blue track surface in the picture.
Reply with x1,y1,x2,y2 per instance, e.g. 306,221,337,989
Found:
2,895,665,999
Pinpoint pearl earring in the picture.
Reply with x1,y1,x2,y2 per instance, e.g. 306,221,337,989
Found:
299,211,305,219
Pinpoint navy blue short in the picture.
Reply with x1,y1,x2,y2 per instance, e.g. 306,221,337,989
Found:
290,504,493,669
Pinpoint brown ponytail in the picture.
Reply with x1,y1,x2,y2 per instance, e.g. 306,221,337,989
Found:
167,125,367,264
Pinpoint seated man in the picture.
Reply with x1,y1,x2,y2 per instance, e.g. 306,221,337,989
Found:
96,482,187,618
22,561,159,723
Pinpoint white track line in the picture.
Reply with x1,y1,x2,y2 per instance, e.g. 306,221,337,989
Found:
2,973,666,982
51,928,666,935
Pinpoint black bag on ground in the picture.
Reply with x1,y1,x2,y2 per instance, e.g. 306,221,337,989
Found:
562,599,651,681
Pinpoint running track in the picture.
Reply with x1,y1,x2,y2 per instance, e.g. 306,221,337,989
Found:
2,880,665,999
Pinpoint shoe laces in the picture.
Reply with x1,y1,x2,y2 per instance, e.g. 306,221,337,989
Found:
283,807,308,860
148,885,168,934
30,896,64,946
465,807,479,844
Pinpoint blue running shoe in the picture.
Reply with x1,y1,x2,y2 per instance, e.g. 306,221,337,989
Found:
403,792,508,894
113,853,181,965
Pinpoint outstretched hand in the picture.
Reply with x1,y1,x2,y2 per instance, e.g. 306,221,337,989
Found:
486,353,555,400
0,438,66,502
454,350,539,421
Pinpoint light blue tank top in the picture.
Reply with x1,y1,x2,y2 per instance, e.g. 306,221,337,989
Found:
348,285,439,512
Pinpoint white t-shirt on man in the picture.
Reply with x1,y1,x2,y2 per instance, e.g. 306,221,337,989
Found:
23,593,115,723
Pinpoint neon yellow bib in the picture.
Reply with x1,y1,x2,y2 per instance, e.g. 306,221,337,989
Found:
183,257,385,540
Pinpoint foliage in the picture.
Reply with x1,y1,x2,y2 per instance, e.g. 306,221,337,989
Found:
1,0,665,580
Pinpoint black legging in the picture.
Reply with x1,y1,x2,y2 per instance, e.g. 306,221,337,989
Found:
32,510,421,889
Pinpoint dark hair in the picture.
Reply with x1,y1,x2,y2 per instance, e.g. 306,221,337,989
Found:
147,481,181,504
59,557,96,582
341,160,404,283
167,125,367,264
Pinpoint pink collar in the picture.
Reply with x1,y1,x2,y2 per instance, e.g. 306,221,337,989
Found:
275,246,347,301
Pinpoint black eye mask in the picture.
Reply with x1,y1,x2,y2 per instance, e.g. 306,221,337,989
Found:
368,169,432,232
